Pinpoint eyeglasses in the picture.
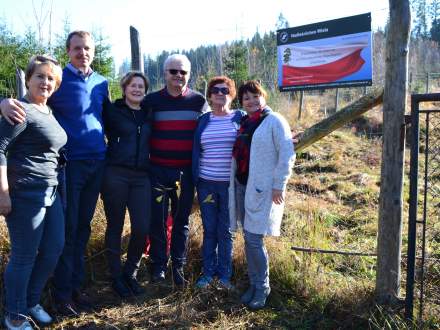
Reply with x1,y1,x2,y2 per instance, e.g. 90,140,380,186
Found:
168,69,188,75
211,87,230,95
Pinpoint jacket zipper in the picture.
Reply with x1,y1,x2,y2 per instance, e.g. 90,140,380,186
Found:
132,111,141,169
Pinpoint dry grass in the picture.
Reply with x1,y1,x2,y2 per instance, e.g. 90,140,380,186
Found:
0,93,439,329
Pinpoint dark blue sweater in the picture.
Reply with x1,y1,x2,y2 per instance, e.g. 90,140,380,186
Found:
48,67,109,160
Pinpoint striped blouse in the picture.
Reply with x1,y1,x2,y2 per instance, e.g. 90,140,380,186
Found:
199,113,238,181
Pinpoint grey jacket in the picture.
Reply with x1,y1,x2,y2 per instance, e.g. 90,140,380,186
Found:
229,111,295,236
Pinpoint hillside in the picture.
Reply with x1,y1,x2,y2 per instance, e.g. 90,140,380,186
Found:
1,101,438,329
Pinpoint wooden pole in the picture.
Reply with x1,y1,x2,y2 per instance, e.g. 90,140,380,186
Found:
203,79,207,98
295,86,383,152
335,88,339,112
15,68,26,98
130,26,143,72
376,0,411,305
298,90,304,120
425,72,429,93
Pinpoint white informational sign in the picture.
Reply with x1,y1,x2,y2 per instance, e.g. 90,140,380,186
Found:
277,13,372,91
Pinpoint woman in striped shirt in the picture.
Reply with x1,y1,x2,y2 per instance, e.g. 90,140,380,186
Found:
192,76,245,289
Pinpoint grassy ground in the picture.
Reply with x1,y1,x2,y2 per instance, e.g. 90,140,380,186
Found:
0,99,439,329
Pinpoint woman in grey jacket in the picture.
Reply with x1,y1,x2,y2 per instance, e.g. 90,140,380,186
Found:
229,80,295,309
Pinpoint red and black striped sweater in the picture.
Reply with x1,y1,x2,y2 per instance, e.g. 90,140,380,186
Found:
144,87,208,168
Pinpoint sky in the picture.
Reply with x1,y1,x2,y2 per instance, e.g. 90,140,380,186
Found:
1,0,390,69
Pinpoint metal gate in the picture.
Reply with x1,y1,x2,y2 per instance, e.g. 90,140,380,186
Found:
405,93,440,322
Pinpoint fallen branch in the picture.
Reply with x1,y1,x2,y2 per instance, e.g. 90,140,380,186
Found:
295,86,384,152
291,245,376,256
291,246,440,263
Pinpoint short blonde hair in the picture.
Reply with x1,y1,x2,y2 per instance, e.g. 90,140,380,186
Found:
25,55,63,90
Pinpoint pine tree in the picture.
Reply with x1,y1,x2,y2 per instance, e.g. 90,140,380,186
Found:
283,48,291,64
430,0,440,42
276,13,289,30
52,17,71,66
92,29,114,78
223,40,249,89
412,0,429,38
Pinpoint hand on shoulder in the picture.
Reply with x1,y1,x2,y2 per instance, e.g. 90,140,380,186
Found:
0,99,26,125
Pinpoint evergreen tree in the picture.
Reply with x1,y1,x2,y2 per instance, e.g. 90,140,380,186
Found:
52,17,71,66
412,0,429,38
430,0,440,42
283,47,291,64
223,40,249,90
0,21,43,97
276,13,289,30
92,29,114,78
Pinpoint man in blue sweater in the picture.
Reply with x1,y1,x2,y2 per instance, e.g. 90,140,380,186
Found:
0,30,109,316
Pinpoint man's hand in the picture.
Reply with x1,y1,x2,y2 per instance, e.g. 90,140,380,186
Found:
272,189,284,205
292,131,303,145
0,191,11,216
0,99,26,125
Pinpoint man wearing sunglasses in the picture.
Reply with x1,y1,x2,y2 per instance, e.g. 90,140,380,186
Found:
0,31,109,317
143,54,208,287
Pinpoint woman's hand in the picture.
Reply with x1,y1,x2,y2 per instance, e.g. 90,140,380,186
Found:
272,189,284,205
0,191,11,216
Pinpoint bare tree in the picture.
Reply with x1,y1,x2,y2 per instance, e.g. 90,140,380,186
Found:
31,0,51,47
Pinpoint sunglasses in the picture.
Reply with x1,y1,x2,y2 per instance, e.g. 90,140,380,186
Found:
211,87,230,95
168,69,188,75
34,55,60,66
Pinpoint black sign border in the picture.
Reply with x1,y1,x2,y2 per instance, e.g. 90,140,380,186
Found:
277,12,371,45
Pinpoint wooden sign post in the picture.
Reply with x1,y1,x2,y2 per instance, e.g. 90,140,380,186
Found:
375,0,411,305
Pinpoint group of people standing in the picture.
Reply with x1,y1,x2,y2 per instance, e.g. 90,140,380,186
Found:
0,30,294,330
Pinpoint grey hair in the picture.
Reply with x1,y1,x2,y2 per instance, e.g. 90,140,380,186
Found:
163,54,191,72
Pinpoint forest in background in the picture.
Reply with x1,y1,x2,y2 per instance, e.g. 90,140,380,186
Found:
2,1,440,100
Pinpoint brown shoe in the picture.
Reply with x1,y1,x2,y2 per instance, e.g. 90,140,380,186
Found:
72,290,95,311
55,300,80,317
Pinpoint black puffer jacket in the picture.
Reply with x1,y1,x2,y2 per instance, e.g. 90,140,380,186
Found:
103,98,152,171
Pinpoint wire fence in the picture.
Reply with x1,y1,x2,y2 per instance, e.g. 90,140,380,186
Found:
0,78,17,99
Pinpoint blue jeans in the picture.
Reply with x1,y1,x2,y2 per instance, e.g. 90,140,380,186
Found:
52,159,105,301
244,230,270,291
4,188,64,321
196,179,232,281
101,165,151,279
149,165,194,272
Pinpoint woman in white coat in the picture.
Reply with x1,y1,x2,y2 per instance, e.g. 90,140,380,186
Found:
229,80,295,309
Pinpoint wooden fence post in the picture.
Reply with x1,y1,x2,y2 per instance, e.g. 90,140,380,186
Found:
130,26,143,72
376,0,411,305
426,72,429,93
298,90,304,120
15,68,26,98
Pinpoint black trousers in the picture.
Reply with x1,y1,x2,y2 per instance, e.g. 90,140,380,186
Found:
101,165,151,279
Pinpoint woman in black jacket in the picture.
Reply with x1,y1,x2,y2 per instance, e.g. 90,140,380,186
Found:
102,72,151,298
